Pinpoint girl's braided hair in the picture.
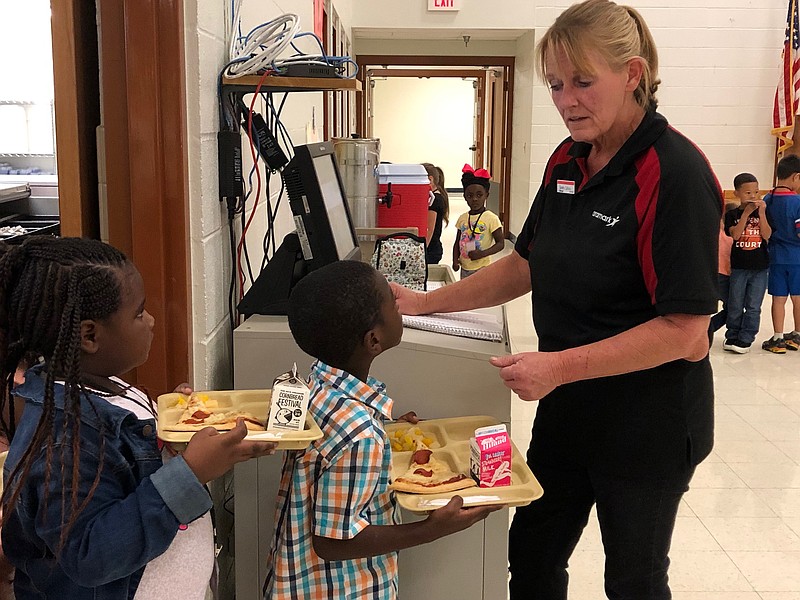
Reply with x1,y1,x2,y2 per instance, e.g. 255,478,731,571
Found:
0,236,129,551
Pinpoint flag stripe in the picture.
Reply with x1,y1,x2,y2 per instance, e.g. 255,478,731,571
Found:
773,0,800,155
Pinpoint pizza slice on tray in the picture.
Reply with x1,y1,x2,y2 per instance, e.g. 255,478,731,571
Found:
390,445,476,495
162,393,265,432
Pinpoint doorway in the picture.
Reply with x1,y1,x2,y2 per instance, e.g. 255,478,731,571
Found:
356,55,514,238
370,71,478,186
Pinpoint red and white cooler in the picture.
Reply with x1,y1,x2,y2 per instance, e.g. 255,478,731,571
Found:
377,164,430,239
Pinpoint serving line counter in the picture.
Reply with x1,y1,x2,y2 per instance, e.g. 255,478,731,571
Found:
230,267,514,600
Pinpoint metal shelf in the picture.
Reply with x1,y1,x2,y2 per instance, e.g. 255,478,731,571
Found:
0,153,55,158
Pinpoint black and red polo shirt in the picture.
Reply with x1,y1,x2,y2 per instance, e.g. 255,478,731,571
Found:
515,110,722,478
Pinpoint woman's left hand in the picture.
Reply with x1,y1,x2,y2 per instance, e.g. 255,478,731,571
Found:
490,352,565,401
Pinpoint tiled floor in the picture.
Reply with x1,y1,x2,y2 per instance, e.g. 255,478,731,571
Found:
505,291,800,599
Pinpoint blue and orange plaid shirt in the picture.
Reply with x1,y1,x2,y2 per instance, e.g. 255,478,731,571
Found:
264,360,399,599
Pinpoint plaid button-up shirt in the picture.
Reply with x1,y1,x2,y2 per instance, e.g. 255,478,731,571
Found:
265,360,399,599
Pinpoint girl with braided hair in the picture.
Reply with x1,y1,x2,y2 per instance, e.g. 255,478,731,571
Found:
0,237,277,599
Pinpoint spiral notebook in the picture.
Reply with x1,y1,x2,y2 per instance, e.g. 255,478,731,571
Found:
401,310,504,342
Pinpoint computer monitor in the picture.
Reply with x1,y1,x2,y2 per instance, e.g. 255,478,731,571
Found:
285,141,361,268
237,141,362,316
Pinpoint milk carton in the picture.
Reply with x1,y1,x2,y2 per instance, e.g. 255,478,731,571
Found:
470,424,512,487
267,364,310,432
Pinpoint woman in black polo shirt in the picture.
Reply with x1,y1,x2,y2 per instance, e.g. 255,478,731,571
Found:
393,1,721,598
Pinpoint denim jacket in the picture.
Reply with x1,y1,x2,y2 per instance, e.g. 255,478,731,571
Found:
2,367,212,600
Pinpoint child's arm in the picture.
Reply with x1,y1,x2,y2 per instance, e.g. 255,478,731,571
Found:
308,435,498,562
755,200,772,240
24,442,212,585
426,210,437,245
26,420,274,585
312,496,498,561
728,205,756,240
452,231,461,271
468,227,505,260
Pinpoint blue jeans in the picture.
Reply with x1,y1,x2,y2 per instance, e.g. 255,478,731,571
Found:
508,457,694,599
725,268,769,344
710,273,730,332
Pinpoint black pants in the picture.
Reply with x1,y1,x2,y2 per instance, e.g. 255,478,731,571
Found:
508,457,695,600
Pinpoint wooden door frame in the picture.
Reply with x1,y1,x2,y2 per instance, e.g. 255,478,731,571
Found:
357,55,514,234
53,0,191,395
51,0,100,238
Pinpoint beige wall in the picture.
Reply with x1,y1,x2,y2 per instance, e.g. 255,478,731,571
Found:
350,0,535,29
528,0,785,223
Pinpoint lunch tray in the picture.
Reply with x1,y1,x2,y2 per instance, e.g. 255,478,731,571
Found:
157,389,323,449
386,415,543,513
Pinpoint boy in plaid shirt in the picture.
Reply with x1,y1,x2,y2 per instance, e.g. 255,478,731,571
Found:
265,261,495,599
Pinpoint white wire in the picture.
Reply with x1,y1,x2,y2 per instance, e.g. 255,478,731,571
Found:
226,14,301,78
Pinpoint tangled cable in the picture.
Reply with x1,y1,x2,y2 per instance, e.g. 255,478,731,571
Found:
225,12,301,78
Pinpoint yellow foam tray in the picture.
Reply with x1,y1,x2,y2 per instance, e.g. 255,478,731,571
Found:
157,389,323,450
386,415,543,513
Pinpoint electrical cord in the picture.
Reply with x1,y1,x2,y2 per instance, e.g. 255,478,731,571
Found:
221,9,356,319
225,14,301,78
224,11,358,79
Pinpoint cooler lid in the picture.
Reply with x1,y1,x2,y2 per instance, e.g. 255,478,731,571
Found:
378,163,429,185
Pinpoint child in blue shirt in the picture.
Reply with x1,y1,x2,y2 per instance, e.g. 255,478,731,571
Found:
762,155,800,353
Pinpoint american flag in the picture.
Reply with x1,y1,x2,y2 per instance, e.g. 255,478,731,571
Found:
773,0,800,155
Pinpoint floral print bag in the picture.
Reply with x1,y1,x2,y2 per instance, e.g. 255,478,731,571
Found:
370,233,428,291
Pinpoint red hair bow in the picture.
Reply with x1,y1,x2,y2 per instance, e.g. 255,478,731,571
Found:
462,164,491,179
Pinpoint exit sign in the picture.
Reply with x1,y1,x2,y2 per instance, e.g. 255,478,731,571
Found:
428,0,460,10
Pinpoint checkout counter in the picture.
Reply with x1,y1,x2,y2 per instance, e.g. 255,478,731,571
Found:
230,266,513,600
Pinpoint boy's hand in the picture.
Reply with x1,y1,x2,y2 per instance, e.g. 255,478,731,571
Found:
173,382,192,395
395,411,420,424
182,419,277,484
467,249,484,260
424,496,502,540
452,261,460,271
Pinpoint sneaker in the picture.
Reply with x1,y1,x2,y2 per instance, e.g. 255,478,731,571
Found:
762,337,788,354
783,332,800,351
723,339,737,352
729,340,751,354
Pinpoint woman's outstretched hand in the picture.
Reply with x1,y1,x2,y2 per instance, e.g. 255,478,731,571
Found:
390,282,427,315
490,352,566,402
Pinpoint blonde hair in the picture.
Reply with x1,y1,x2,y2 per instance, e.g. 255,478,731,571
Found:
535,0,660,112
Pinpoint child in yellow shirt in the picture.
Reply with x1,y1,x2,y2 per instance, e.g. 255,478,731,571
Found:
452,165,504,278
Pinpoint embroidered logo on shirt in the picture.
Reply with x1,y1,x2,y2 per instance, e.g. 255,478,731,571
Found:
592,211,620,227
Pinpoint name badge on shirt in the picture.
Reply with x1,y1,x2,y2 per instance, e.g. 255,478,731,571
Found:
557,179,575,195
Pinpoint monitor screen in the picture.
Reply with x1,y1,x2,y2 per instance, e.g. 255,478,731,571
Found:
237,143,361,316
313,154,358,260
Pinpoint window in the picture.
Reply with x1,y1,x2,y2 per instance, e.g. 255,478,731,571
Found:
0,1,57,175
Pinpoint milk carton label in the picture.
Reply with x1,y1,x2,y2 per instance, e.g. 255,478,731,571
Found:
268,365,310,432
470,424,512,487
